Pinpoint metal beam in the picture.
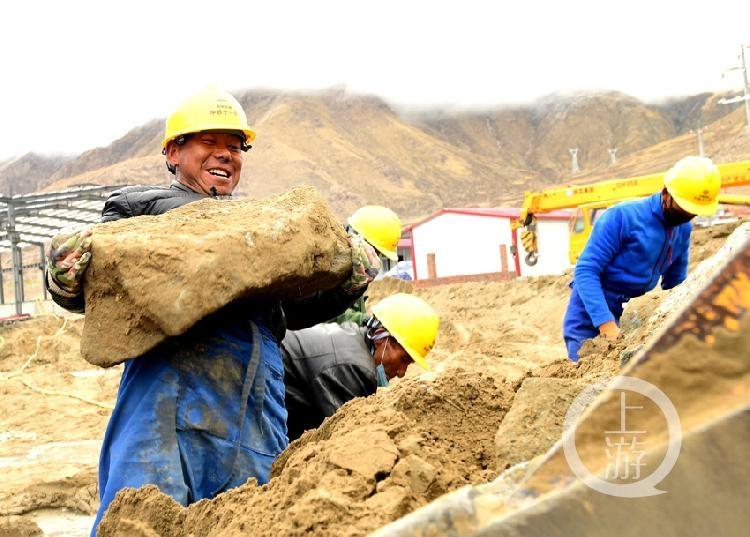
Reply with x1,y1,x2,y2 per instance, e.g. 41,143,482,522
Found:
39,244,47,301
11,230,58,242
14,214,95,226
0,186,115,204
14,220,66,231
6,202,24,314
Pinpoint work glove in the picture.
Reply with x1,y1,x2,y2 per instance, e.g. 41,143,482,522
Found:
598,320,621,341
46,227,93,296
520,229,537,252
342,232,381,295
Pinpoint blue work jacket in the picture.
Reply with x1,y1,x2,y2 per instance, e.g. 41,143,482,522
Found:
573,192,691,328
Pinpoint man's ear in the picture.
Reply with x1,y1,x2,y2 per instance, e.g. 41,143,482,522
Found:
166,142,180,167
661,188,670,207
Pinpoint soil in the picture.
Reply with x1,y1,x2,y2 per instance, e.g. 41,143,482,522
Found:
0,222,742,536
81,186,350,367
0,314,117,535
94,271,665,536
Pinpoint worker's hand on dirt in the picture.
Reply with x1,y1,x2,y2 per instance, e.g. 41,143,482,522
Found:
343,233,381,294
520,229,537,252
46,227,93,294
598,320,621,341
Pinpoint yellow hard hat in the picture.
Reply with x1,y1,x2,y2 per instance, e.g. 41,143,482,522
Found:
664,156,721,216
371,293,439,369
348,206,401,261
162,85,256,148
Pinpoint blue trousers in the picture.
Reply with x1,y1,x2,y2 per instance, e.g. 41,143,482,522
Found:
92,312,287,535
563,285,625,362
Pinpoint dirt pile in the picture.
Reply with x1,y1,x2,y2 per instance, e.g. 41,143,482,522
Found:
375,314,750,537
688,220,745,270
1,220,738,536
0,515,43,536
93,224,739,536
94,277,628,537
98,368,517,537
494,378,586,472
82,186,351,367
0,314,119,534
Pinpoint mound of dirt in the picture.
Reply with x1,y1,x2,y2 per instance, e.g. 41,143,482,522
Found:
94,242,705,536
0,515,42,537
494,378,586,472
6,220,742,536
97,367,516,536
0,315,117,522
82,186,351,367
688,220,745,270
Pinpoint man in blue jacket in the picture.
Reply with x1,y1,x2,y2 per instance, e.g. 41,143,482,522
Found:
563,156,721,361
44,86,380,535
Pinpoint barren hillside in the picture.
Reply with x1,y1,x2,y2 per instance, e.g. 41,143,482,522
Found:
0,153,71,196
44,90,538,219
577,107,750,182
2,89,749,220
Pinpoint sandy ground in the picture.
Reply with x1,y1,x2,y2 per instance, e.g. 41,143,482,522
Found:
0,221,743,536
0,315,120,535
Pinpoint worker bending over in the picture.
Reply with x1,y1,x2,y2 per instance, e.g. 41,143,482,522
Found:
563,156,721,361
44,86,380,535
283,293,438,441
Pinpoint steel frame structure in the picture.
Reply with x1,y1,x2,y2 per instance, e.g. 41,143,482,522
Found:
0,185,122,314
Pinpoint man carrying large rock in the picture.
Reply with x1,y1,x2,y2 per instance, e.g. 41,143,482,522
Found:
44,86,380,535
283,293,439,441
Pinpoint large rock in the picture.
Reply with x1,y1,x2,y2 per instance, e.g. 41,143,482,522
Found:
81,186,351,367
495,377,587,471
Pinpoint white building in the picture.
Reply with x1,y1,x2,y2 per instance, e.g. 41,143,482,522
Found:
406,208,572,280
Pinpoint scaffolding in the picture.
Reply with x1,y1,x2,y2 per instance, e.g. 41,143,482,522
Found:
0,185,122,315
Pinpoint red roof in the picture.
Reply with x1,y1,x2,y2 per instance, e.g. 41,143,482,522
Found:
406,207,572,230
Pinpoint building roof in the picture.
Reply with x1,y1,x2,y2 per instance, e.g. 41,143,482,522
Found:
405,207,573,231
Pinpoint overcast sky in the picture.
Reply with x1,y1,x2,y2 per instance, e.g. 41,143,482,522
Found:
1,0,749,159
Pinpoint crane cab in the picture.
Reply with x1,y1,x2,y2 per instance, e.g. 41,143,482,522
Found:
568,201,618,264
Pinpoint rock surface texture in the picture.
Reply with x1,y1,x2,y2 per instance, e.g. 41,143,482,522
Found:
80,186,351,366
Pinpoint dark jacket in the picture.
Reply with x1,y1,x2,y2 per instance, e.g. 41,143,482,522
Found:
282,322,377,441
47,181,362,341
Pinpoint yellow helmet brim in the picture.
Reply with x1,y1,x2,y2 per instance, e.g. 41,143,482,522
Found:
671,193,719,217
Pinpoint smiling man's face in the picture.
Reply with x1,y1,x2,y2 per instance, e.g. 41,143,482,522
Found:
166,131,244,195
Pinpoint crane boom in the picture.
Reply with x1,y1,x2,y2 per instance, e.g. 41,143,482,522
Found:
514,159,750,266
516,159,750,227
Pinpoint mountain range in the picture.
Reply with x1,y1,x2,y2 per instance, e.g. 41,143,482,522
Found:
1,88,747,220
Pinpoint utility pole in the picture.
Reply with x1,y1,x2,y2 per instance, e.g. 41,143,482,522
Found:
608,148,617,166
742,45,750,136
569,148,580,174
690,126,707,156
721,45,750,137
